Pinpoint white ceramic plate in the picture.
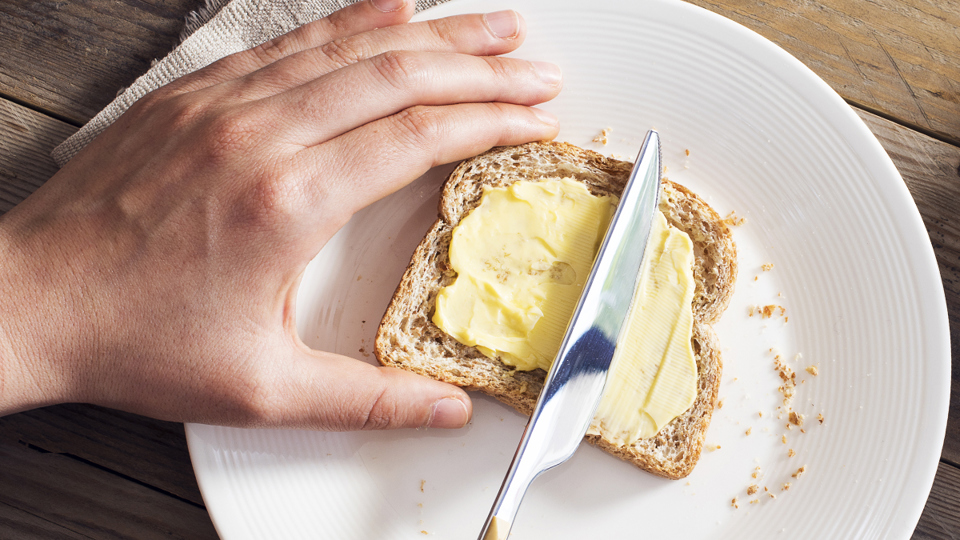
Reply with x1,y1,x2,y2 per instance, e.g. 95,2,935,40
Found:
185,0,951,538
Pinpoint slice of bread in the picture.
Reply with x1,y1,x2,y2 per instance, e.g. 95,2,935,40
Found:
375,141,737,479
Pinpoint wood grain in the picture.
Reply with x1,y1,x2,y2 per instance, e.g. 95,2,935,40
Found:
0,404,204,506
913,461,960,539
688,0,960,145
0,440,217,540
0,99,75,213
0,0,201,125
1,0,959,144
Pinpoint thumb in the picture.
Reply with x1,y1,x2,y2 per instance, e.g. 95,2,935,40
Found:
269,349,472,431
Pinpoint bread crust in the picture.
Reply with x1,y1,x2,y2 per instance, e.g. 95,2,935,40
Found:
375,141,737,479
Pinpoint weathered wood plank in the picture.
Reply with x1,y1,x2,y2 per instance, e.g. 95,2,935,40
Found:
0,0,201,125
0,502,92,540
0,98,76,213
1,0,960,143
685,0,960,145
0,440,218,540
0,404,205,506
913,461,960,539
855,109,960,467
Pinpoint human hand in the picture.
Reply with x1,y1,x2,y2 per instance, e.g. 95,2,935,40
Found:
0,0,561,429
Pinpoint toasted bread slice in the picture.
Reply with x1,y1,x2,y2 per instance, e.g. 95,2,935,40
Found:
375,141,737,479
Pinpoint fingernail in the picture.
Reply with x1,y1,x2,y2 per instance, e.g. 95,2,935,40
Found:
532,107,559,127
484,10,520,39
532,61,562,86
370,0,405,13
428,397,469,428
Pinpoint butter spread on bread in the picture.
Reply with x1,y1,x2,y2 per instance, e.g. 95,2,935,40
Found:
375,141,737,479
434,177,699,444
585,210,698,445
433,178,616,371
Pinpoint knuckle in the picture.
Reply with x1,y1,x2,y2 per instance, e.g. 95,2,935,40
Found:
201,109,261,160
318,35,369,67
360,388,398,430
390,106,441,147
249,34,296,66
482,56,514,81
321,9,354,37
425,18,458,45
369,50,421,91
247,173,302,223
227,168,302,231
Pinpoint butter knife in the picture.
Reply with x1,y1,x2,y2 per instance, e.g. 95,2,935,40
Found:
478,130,662,540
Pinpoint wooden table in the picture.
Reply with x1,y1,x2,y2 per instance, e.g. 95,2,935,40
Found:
1,0,958,537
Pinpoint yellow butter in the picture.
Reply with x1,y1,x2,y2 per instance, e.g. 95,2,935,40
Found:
586,211,698,444
434,178,698,443
433,178,616,371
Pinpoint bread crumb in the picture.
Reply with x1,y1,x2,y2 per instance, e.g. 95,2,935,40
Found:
788,449,796,458
782,434,787,444
747,485,759,495
761,305,786,318
706,444,721,452
792,466,807,478
817,413,825,424
789,412,804,427
592,128,611,145
806,365,819,376
357,275,362,281
420,480,426,493
750,499,760,504
421,531,429,535
781,482,792,491
731,497,739,508
745,427,752,436
768,492,777,499
762,263,774,271
773,355,797,409
722,211,746,227
717,398,725,409
685,149,690,156
758,411,763,418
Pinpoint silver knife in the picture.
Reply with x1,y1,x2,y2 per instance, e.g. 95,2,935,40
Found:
478,130,662,540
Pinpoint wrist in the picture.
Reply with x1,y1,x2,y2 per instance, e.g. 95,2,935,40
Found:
0,210,79,415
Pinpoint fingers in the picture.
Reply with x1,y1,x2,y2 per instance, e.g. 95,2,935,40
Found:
165,0,415,95
263,351,472,430
256,50,561,147
223,10,526,102
299,102,559,216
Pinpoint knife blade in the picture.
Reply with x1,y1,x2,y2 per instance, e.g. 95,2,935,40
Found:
478,130,662,540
